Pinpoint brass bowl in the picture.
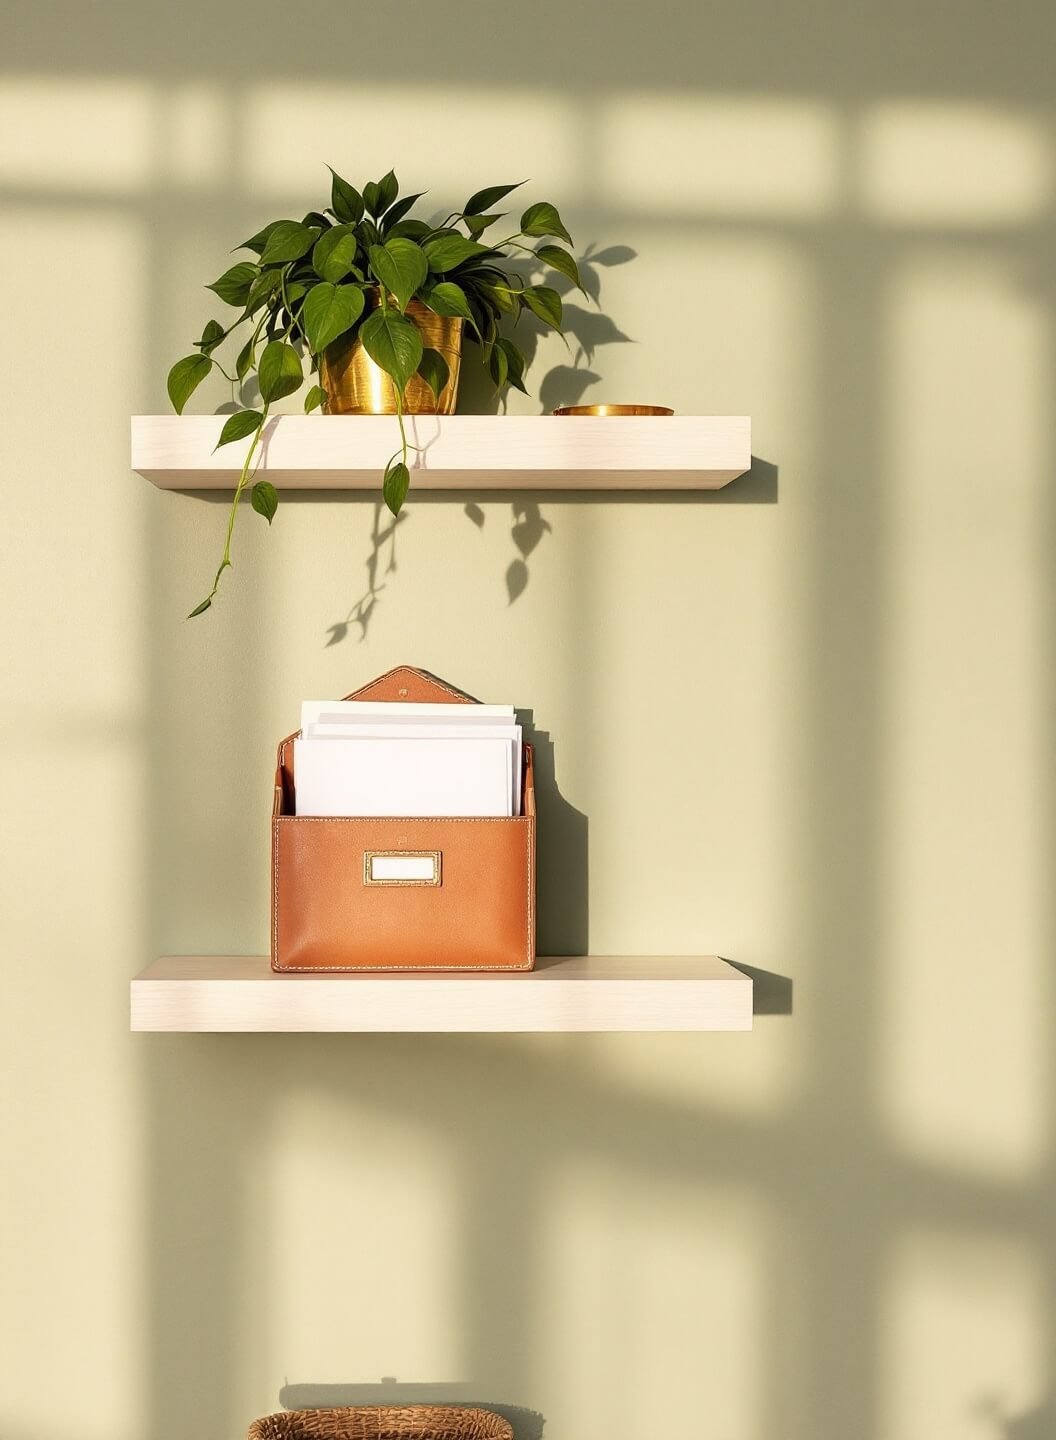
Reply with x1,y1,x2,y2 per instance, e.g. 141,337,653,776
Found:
552,403,674,416
320,289,463,416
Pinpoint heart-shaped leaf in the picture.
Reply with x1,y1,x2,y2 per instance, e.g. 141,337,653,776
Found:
535,244,584,292
465,211,505,238
386,218,431,242
417,348,450,402
420,280,475,323
313,225,360,283
381,193,424,233
328,166,364,224
383,459,410,515
246,268,283,313
463,180,525,216
360,308,423,391
235,337,255,382
368,238,428,312
196,319,226,354
257,340,303,402
497,338,528,394
261,221,321,266
302,282,366,354
167,354,212,414
521,285,563,332
520,201,572,244
239,219,291,255
304,384,327,413
376,169,399,214
215,409,263,449
251,480,279,524
488,342,508,390
208,261,258,307
423,234,489,273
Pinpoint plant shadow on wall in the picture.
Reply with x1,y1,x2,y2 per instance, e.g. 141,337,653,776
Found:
322,243,637,641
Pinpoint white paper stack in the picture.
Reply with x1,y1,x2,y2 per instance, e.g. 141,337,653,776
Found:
294,700,522,818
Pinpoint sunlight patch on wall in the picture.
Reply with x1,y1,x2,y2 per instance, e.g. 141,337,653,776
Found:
878,253,1047,1180
165,83,230,189
600,97,839,217
539,1161,769,1440
0,78,154,191
243,85,580,204
860,104,1048,226
879,1230,1043,1440
264,1087,460,1383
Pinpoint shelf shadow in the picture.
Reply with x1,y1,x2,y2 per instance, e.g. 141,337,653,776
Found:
279,1382,545,1440
519,713,589,957
724,959,794,1015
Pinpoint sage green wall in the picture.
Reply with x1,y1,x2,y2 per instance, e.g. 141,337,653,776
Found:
2,3,1054,1439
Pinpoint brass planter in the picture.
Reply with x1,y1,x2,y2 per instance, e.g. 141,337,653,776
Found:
319,291,463,416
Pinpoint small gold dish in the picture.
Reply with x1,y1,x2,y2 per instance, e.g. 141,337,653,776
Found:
552,403,674,417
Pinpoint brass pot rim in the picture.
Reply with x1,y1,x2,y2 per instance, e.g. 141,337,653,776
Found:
552,403,675,416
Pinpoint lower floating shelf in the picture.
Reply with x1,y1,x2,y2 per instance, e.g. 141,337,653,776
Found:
130,955,752,1033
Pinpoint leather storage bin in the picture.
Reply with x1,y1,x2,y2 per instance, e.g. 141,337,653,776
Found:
271,666,536,972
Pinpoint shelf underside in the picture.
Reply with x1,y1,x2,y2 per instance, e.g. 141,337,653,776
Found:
131,414,752,490
131,955,753,1032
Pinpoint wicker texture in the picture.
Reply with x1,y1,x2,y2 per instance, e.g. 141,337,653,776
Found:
247,1407,514,1440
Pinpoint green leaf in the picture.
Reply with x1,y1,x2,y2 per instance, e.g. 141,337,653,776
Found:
521,285,563,332
465,211,505,238
251,480,279,524
187,597,212,617
383,459,410,516
239,220,289,255
387,218,431,241
478,281,518,316
257,340,303,402
417,348,450,402
368,238,428,312
196,319,226,354
519,201,572,244
235,337,255,382
376,169,398,215
421,280,474,322
497,337,528,394
488,342,508,390
215,409,263,448
423,234,489,273
261,221,321,266
207,261,258,307
381,193,424,232
463,180,526,216
246,268,283,313
328,167,364,224
360,307,423,391
535,244,583,292
304,384,327,413
312,224,361,283
301,282,366,354
167,354,212,414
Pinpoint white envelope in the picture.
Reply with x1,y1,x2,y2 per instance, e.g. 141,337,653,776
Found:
293,734,514,818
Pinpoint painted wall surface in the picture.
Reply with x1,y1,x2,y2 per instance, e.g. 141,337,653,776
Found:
2,4,1053,1438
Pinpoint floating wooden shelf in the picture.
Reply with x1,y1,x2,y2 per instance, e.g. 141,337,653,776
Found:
130,955,752,1033
131,414,751,490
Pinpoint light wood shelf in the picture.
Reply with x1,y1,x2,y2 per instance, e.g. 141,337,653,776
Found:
131,414,751,490
130,955,753,1033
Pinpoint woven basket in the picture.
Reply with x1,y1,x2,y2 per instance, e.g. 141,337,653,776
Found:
247,1407,514,1440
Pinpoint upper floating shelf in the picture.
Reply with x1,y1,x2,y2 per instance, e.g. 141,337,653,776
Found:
131,414,751,491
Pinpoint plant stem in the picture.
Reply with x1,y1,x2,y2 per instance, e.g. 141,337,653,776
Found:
189,402,269,615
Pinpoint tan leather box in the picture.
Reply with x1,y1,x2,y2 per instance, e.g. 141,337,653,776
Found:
271,666,536,972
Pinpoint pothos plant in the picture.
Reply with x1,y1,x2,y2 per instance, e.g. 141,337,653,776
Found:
167,168,581,616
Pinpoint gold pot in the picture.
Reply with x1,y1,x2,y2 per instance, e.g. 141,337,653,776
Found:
319,290,463,416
